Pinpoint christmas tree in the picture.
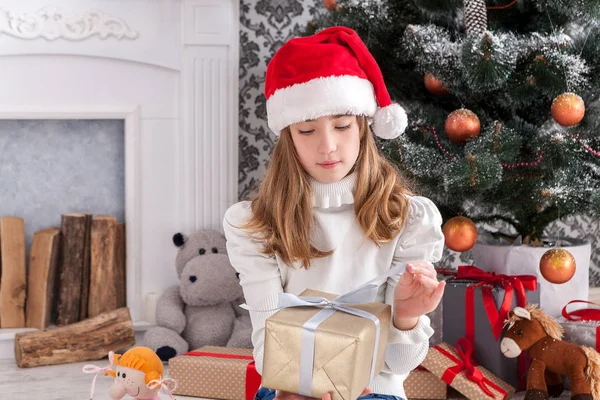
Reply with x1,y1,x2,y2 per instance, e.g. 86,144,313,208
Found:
307,0,600,245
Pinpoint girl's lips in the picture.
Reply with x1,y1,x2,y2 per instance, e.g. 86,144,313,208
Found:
319,161,340,169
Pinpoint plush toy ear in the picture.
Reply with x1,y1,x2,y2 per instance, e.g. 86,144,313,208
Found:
513,307,531,320
173,233,186,247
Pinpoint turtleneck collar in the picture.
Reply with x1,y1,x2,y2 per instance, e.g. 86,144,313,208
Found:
310,172,356,209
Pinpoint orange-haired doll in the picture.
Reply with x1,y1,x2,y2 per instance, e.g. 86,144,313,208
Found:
83,346,177,400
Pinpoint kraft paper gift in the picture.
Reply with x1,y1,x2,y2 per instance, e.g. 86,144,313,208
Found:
404,368,447,399
261,288,391,400
168,346,261,400
422,340,515,400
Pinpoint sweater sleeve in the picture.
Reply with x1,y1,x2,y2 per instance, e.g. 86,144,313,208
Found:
382,196,444,375
223,201,283,376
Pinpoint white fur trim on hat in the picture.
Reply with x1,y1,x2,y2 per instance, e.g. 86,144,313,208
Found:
372,103,408,140
266,75,377,135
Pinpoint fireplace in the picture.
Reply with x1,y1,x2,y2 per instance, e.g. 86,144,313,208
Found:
0,0,240,359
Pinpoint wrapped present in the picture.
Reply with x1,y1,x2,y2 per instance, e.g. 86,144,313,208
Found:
428,299,443,346
168,346,261,400
261,288,391,400
404,367,447,399
471,236,590,318
421,339,515,399
559,300,600,350
441,265,539,390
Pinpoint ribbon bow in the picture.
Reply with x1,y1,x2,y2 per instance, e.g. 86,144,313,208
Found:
436,338,501,398
456,265,537,339
242,262,407,397
82,351,116,400
148,377,178,400
562,300,600,321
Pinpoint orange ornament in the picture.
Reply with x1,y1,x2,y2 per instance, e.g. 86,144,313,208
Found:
445,109,481,143
424,73,449,96
323,0,337,10
551,92,585,127
539,248,576,284
442,216,478,252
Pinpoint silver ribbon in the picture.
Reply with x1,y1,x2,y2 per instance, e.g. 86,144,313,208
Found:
243,262,407,396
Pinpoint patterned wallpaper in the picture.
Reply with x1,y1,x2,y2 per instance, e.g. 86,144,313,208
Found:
237,0,600,285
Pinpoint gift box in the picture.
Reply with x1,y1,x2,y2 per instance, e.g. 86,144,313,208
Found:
428,301,443,346
168,346,261,400
262,288,391,400
559,300,600,350
471,235,590,318
442,266,539,390
421,340,515,399
404,367,447,399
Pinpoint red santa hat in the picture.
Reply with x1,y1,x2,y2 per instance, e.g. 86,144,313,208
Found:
265,26,407,139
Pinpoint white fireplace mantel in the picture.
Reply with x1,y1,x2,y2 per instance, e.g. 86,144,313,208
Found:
0,0,239,359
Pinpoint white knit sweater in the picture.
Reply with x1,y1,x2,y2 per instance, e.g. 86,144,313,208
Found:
223,172,445,398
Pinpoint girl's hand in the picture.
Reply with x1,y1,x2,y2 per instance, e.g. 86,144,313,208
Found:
393,261,445,330
274,387,372,400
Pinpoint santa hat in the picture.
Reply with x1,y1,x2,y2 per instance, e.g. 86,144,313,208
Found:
265,26,407,139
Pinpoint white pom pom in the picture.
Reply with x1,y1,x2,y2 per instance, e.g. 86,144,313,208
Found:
372,103,408,139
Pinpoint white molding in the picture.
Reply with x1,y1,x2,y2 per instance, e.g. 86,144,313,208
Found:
0,106,144,326
181,0,240,233
0,6,138,41
0,0,240,360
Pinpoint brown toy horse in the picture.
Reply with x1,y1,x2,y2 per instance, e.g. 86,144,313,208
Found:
501,304,600,400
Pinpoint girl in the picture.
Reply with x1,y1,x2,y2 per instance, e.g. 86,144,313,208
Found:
224,26,445,400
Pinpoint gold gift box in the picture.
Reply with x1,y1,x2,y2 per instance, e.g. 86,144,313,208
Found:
261,289,391,400
404,369,447,399
421,342,515,400
168,346,260,400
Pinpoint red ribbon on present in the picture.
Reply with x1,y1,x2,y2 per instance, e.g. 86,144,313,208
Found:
184,351,261,400
562,300,600,351
434,338,507,399
454,265,537,391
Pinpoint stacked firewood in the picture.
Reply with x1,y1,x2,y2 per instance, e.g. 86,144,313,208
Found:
0,213,126,329
0,214,134,368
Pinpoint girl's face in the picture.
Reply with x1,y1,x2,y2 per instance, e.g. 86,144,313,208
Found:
289,114,360,183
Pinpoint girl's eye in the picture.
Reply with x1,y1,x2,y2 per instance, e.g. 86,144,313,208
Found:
336,124,351,130
299,129,314,135
122,373,127,378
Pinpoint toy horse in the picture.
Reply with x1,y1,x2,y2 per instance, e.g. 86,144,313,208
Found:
501,305,600,400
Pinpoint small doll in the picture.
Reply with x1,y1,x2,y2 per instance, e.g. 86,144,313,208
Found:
83,346,177,399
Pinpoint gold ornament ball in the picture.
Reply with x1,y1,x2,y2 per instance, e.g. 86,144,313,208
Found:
442,216,478,252
539,248,576,284
445,109,481,143
323,0,337,10
424,73,449,96
551,92,585,127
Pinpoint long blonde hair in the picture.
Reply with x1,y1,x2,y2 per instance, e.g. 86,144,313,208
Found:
242,116,412,269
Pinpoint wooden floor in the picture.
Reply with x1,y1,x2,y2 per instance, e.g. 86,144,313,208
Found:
0,358,572,399
0,358,210,400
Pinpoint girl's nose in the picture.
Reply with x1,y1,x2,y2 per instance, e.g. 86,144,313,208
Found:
318,131,336,154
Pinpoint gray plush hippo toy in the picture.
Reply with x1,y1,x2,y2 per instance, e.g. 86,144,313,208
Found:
144,229,253,361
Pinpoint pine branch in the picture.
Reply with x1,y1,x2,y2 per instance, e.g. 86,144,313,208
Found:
472,214,522,234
